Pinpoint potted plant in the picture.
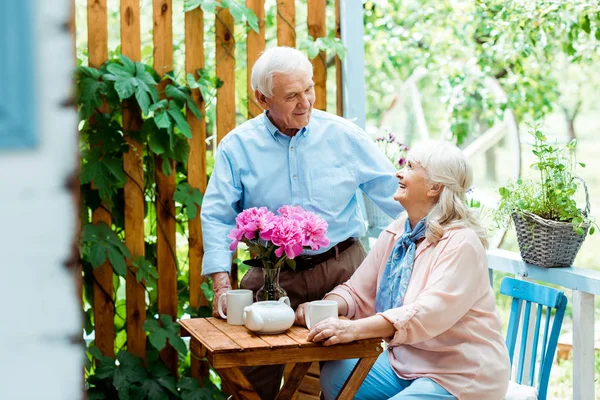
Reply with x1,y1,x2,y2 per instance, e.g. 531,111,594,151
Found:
495,126,596,267
363,132,409,229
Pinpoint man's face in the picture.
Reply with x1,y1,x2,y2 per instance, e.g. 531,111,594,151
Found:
256,71,316,135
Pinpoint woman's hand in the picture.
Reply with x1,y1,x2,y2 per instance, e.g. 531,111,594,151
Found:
307,318,358,346
295,302,310,327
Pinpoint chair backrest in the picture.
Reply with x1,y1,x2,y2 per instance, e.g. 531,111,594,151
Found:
500,277,568,400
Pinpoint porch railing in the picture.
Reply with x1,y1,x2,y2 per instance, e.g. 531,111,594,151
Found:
488,248,599,400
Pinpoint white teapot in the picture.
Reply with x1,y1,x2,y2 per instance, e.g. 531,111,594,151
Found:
243,297,295,334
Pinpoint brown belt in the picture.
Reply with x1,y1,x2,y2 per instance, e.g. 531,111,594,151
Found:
292,238,357,271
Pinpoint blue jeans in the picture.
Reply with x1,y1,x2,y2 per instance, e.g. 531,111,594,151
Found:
321,350,456,400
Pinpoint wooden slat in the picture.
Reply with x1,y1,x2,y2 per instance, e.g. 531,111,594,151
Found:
215,7,236,143
308,362,320,375
275,362,312,400
185,3,210,383
308,0,327,110
153,0,177,375
259,331,301,349
277,0,296,47
336,356,378,400
216,367,262,400
211,339,382,369
120,0,146,362
184,3,208,320
92,210,115,358
87,0,107,68
285,325,317,347
335,0,343,117
296,393,319,400
207,318,272,350
246,0,265,119
297,374,320,395
246,0,265,108
180,318,242,352
88,0,114,359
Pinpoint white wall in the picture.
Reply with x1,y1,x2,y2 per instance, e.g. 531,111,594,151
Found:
0,0,81,399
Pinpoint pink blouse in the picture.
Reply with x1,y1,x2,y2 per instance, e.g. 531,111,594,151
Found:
329,215,510,400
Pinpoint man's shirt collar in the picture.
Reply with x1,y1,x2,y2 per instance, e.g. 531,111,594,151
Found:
262,111,309,141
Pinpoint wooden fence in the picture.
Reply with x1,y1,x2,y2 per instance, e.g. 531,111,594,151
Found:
79,0,344,379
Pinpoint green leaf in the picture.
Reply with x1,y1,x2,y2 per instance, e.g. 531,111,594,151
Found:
285,258,296,271
166,84,203,119
221,0,259,32
200,281,214,303
107,62,134,79
119,54,136,73
179,377,204,400
167,101,193,138
112,351,147,398
114,77,138,99
81,223,131,274
590,226,595,235
143,315,188,355
76,67,108,119
154,109,172,130
132,256,159,285
581,14,591,34
107,246,127,276
80,148,126,204
578,162,586,168
174,183,204,220
89,244,108,268
146,120,168,155
143,319,167,351
184,0,221,13
161,157,173,176
141,379,169,400
498,187,510,198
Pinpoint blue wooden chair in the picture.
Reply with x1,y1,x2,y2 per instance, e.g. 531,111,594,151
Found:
500,277,568,400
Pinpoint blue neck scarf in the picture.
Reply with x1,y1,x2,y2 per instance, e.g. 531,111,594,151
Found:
375,218,427,313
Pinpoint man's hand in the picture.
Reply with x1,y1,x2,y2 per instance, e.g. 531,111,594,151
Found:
294,302,310,327
211,272,232,318
306,318,358,346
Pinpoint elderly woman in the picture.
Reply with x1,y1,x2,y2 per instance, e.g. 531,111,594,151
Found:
295,141,510,400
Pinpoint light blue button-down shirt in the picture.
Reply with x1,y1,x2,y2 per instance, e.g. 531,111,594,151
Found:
200,109,404,276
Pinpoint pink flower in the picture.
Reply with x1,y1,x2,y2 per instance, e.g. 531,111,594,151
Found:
268,216,304,259
297,211,330,250
277,205,305,219
228,207,275,250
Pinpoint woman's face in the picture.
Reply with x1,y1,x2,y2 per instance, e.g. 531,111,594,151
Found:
393,159,432,209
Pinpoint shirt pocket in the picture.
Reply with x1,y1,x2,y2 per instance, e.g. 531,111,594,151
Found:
309,168,357,210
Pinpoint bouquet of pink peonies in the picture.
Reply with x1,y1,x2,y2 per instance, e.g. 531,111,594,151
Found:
228,205,330,301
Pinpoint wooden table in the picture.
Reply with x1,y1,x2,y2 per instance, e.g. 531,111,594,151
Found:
180,317,383,400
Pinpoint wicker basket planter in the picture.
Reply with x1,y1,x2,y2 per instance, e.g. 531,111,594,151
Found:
512,211,589,268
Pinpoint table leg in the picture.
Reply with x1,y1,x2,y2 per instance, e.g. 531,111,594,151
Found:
275,362,313,400
216,367,262,400
335,356,378,400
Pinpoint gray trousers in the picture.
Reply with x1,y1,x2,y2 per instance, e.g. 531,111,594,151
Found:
238,241,367,400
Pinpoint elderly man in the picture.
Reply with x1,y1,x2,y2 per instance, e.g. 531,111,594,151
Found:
200,46,402,399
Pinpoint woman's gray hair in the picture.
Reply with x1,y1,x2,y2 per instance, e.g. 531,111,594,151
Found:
409,140,488,248
251,47,313,97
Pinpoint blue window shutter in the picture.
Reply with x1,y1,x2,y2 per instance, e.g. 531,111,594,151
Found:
0,0,36,149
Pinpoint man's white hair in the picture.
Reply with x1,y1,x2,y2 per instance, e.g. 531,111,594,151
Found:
409,140,488,248
251,47,313,97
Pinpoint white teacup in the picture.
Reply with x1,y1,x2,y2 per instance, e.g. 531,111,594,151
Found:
305,300,338,329
218,289,254,325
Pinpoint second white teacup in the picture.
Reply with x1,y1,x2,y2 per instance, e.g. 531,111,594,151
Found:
305,299,338,329
218,289,254,325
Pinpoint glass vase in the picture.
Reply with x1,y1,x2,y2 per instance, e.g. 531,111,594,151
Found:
255,264,287,302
